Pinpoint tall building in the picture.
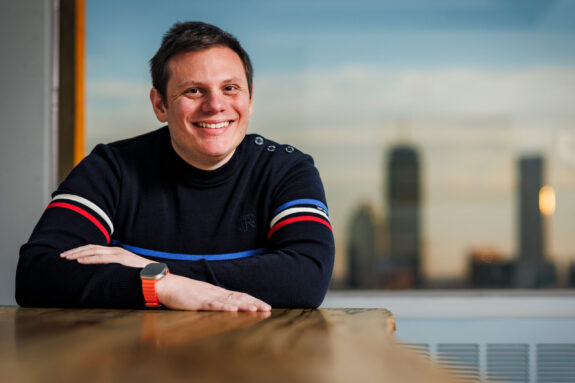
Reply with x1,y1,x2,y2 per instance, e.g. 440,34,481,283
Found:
514,155,556,287
518,156,545,263
385,145,422,286
347,203,378,288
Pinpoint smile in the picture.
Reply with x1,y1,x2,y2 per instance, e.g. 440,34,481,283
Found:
195,121,231,129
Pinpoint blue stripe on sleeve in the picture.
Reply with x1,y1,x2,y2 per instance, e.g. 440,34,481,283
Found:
273,199,329,215
111,240,266,261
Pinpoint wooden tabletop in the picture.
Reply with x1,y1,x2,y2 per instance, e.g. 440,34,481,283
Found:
0,307,460,382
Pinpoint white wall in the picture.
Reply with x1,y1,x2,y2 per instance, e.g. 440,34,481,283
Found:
0,1,57,305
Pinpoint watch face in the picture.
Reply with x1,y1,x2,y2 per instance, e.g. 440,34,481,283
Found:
140,263,168,279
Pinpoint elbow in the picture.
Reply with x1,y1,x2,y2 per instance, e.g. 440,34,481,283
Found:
294,248,334,308
278,264,333,309
299,277,331,309
15,273,33,307
295,294,325,310
15,288,30,307
15,245,54,308
279,284,328,309
15,259,37,307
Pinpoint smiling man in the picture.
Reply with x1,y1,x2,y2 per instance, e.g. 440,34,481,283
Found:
15,22,335,311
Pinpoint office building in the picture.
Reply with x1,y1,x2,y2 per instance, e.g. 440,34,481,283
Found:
385,145,422,287
347,203,378,288
514,155,557,287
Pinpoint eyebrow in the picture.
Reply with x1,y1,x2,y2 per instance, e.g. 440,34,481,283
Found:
175,77,246,90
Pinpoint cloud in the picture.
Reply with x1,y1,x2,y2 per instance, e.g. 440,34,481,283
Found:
255,65,575,122
88,79,151,99
86,79,157,151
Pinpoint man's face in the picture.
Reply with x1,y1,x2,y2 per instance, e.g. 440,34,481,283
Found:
150,46,253,170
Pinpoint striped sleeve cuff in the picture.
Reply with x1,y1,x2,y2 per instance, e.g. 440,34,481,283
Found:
268,199,332,239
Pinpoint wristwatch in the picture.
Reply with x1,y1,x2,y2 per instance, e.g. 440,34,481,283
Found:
140,263,169,308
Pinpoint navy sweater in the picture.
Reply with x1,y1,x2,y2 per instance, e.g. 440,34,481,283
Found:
16,127,334,308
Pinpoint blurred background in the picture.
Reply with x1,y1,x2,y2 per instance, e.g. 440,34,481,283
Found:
85,0,575,290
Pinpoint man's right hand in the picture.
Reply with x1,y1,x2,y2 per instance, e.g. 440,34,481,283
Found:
155,273,272,312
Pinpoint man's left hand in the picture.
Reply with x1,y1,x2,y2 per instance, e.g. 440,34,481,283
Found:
60,245,154,268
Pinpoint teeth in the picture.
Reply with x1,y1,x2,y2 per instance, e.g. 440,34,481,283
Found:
196,121,230,129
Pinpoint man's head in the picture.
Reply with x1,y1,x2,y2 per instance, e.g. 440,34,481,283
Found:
149,22,254,171
150,21,253,104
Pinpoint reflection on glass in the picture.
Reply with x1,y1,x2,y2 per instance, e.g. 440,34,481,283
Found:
539,185,556,216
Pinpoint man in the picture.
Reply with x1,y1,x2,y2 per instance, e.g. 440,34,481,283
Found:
16,22,335,311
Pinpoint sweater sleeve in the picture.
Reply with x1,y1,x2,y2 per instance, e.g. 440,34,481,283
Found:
15,144,145,308
164,155,335,309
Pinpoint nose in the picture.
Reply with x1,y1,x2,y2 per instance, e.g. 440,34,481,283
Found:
201,91,225,113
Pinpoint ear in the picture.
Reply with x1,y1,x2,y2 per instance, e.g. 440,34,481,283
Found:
248,87,254,118
150,88,168,122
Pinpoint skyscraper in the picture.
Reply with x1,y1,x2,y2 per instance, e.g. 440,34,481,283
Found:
519,156,545,263
514,155,556,287
347,203,378,288
385,145,422,286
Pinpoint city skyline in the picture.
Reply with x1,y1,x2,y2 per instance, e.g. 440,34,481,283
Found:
348,148,565,288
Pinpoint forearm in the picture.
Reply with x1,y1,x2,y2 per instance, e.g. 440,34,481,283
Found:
16,243,144,308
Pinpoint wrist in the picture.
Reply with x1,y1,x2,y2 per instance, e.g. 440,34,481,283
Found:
154,273,173,304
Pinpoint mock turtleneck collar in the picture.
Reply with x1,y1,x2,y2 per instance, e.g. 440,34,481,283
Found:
162,126,244,188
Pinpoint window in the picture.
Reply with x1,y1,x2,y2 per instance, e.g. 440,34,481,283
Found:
87,0,575,290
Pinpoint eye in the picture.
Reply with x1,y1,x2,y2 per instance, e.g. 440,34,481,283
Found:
223,85,239,93
184,88,202,96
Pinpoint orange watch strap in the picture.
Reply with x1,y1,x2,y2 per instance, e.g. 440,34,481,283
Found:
141,271,169,307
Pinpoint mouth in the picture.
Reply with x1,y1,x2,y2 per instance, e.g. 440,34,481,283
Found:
194,121,232,129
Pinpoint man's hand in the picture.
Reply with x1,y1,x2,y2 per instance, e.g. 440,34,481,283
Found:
156,273,271,312
60,245,154,268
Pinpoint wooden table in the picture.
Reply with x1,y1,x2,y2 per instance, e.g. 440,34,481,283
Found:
0,307,460,382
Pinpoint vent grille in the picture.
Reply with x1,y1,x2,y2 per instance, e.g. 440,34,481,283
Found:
437,343,481,382
487,344,529,382
398,342,575,382
537,344,575,383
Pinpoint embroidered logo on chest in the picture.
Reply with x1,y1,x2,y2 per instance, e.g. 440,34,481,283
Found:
237,213,257,232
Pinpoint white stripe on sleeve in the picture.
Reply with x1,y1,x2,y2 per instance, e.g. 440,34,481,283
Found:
270,207,330,229
52,194,114,234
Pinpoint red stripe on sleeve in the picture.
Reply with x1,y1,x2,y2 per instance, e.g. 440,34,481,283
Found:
46,202,110,243
268,215,332,240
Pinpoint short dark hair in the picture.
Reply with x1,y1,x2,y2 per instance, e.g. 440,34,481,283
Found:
150,21,253,103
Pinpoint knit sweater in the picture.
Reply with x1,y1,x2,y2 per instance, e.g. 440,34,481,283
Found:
16,127,335,308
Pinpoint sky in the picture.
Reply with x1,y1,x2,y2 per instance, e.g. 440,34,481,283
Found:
86,0,575,282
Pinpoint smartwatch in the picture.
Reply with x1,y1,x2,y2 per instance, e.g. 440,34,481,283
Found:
140,263,169,308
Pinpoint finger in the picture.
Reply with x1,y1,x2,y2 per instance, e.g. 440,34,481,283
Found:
75,254,110,264
61,244,94,255
61,245,105,259
202,291,257,312
205,300,239,312
255,302,272,312
230,292,271,312
228,295,269,312
61,249,96,259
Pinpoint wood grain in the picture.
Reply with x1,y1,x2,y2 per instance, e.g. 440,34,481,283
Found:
0,307,461,382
